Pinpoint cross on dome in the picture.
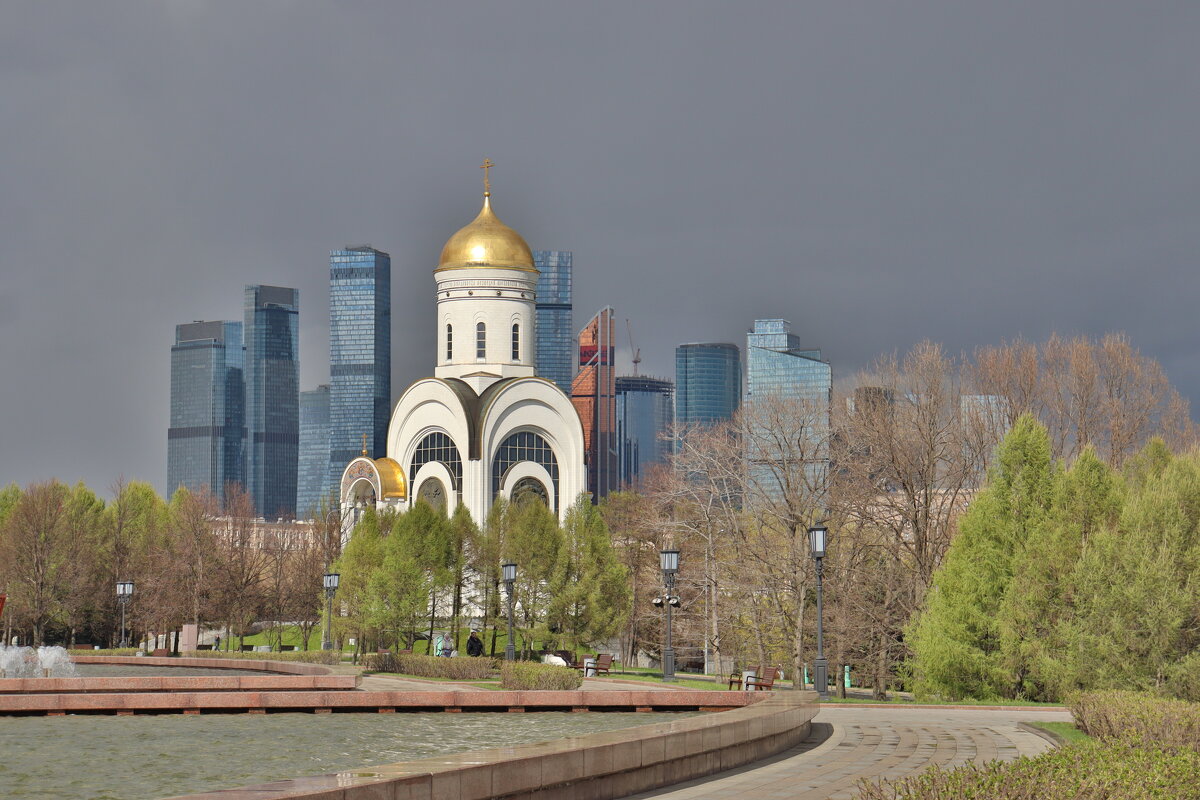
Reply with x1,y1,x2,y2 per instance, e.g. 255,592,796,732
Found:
480,158,494,196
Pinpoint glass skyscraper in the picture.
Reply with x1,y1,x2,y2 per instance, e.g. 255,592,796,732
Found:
616,376,674,488
244,284,299,519
745,319,832,491
297,384,331,518
533,250,573,394
745,319,831,406
328,247,391,503
674,343,742,428
571,307,617,500
167,320,245,508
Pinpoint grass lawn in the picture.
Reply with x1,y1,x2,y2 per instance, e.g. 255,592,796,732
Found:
1028,721,1091,744
821,695,1065,707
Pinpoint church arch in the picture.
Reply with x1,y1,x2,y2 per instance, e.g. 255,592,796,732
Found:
492,429,559,511
410,431,463,492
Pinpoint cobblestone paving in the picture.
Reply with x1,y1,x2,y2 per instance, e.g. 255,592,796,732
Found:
623,706,1070,800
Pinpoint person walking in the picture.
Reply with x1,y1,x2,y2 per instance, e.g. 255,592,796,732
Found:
440,632,454,657
467,630,483,657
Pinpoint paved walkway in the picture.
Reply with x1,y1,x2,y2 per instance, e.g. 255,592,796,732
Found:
622,705,1070,800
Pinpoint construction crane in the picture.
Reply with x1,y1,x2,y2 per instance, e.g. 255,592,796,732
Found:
626,318,641,376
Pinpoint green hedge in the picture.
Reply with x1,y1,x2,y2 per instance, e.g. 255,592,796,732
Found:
179,649,342,665
500,662,582,691
362,652,496,680
855,739,1200,799
68,648,140,657
1071,691,1200,750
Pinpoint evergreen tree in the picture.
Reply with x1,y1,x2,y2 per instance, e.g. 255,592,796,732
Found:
995,448,1122,699
907,415,1056,699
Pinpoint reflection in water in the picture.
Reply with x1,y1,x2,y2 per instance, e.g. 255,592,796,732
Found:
0,711,695,800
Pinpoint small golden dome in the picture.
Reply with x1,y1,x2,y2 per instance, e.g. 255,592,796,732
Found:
437,195,536,271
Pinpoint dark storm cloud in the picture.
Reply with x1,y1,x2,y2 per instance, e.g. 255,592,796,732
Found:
2,2,1198,495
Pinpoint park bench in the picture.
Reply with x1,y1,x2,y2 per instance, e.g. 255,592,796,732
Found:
744,666,779,691
571,653,612,675
728,666,779,691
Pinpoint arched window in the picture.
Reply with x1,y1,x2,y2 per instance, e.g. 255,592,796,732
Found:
511,323,520,361
445,324,453,361
476,322,486,360
492,430,560,511
410,431,463,491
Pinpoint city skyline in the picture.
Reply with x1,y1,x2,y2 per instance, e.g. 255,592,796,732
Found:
4,4,1200,496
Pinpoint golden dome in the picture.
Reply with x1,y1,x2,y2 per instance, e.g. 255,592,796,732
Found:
437,195,536,271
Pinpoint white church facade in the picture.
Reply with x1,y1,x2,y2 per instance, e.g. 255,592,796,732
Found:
339,172,586,536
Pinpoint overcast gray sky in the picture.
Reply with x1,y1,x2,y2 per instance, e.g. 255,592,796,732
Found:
2,2,1198,497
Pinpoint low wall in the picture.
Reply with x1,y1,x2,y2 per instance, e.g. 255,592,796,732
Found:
71,655,333,675
0,687,757,715
166,691,818,800
0,674,358,694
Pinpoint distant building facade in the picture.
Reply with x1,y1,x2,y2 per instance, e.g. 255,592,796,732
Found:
167,320,245,508
571,307,618,500
533,249,573,394
616,376,674,488
745,319,832,492
328,247,391,503
674,342,742,428
244,285,299,518
296,384,331,518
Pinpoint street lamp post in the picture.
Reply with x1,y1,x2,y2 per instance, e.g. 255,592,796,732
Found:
808,526,829,699
502,563,517,661
322,573,340,651
658,548,680,683
116,581,134,648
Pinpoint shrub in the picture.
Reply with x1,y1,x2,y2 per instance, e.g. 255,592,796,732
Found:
1070,691,1200,751
500,661,582,690
855,739,1200,799
362,652,496,681
178,649,342,665
68,648,140,657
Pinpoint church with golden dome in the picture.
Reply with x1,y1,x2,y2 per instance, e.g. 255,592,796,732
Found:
338,164,587,531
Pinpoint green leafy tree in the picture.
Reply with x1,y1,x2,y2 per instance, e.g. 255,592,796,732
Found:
502,495,563,657
907,415,1056,699
1064,448,1200,693
330,508,387,655
549,497,631,653
995,448,1122,700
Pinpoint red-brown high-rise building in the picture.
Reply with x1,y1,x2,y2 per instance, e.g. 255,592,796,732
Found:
571,307,617,500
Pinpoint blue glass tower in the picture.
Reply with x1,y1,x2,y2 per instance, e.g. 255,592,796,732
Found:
745,319,831,406
297,384,331,518
328,247,391,502
167,320,245,508
244,285,299,518
533,250,573,394
674,343,742,428
745,319,832,490
616,376,674,487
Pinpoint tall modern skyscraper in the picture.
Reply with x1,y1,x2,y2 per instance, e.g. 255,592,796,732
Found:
244,285,299,518
616,376,674,488
571,307,617,500
328,247,391,502
674,343,742,428
167,320,245,508
297,384,331,518
745,319,831,405
533,249,573,393
745,319,832,491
